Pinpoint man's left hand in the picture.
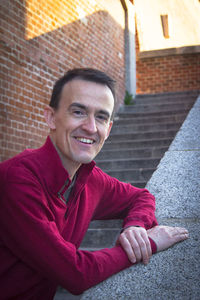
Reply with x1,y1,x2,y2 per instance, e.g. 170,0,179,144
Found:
116,226,152,265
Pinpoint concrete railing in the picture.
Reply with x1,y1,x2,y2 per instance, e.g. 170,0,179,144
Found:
81,95,200,300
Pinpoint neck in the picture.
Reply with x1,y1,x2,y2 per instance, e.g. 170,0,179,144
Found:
49,136,81,180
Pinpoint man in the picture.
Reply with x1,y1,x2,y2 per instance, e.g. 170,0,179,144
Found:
0,68,188,299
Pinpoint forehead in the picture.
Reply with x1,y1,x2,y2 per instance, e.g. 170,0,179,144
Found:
60,79,114,113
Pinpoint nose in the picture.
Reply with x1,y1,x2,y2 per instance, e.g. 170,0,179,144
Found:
82,115,97,134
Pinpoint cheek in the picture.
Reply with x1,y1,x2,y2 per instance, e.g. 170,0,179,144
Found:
54,116,65,130
99,126,110,141
55,117,72,132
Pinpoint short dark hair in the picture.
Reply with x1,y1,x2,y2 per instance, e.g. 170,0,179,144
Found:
49,68,116,119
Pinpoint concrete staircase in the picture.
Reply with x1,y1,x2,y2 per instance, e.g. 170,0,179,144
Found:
95,91,198,188
80,91,198,251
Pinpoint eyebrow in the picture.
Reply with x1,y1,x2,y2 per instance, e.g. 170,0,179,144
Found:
69,103,87,110
69,102,111,119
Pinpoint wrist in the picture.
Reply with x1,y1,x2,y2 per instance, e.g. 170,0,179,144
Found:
149,237,157,254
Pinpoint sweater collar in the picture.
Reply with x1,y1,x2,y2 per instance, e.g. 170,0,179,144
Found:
37,136,95,195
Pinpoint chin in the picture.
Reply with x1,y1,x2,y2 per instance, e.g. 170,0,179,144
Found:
76,155,95,164
80,158,94,164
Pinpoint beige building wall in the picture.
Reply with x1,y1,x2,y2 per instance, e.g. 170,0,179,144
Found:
135,0,200,53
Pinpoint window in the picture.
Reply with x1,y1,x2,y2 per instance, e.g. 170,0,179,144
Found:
160,14,169,38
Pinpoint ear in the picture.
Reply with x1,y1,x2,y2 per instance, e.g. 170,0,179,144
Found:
105,121,113,140
44,106,56,130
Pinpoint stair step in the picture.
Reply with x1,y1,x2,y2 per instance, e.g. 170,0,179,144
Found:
87,220,123,229
118,102,193,114
54,289,82,300
81,228,119,248
96,157,161,170
108,129,177,142
105,168,156,182
110,122,182,134
96,146,167,160
114,113,187,125
130,90,199,104
119,95,196,110
134,97,196,106
80,247,103,251
128,181,146,188
102,137,173,150
118,108,192,119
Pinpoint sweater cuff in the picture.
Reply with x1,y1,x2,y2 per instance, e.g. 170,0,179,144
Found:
149,237,157,254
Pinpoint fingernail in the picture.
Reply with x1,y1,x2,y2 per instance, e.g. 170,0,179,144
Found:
131,258,136,264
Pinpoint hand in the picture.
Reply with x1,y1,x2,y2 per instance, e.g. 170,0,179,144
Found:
147,225,189,252
116,226,152,265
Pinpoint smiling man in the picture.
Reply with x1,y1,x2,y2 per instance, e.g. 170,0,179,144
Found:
0,68,188,299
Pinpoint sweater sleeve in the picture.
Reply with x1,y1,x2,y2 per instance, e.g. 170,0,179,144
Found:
0,171,135,295
92,168,158,229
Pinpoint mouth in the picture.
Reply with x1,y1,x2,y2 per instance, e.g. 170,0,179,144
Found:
75,137,95,144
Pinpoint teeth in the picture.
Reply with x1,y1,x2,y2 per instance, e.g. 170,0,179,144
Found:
76,137,94,144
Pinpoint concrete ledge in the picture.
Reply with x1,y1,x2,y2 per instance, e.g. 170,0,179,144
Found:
81,95,200,300
139,45,200,59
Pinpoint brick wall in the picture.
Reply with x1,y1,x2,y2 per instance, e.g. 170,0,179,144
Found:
136,30,200,94
0,0,126,161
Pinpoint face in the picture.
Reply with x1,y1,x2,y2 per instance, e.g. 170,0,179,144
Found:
45,79,114,177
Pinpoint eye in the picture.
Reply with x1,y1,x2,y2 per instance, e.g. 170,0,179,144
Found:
74,110,82,115
72,109,86,117
96,114,109,123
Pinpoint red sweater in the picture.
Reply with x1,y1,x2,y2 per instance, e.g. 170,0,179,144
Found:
0,137,158,299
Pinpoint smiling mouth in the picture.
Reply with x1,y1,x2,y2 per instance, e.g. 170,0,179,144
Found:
75,137,95,144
